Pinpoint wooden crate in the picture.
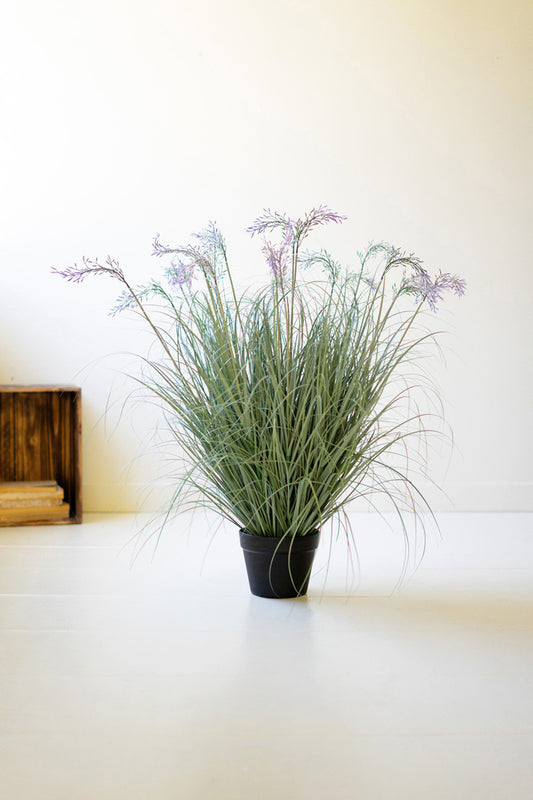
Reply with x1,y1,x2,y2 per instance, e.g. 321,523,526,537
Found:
0,386,82,525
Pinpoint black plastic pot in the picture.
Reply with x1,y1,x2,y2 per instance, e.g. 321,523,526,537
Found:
239,530,320,598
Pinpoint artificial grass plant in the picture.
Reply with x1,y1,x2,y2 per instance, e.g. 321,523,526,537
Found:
54,207,465,545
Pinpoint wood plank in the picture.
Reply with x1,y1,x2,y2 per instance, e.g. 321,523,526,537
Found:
0,481,59,492
0,482,64,508
0,501,71,525
0,393,15,479
0,385,81,392
0,497,63,509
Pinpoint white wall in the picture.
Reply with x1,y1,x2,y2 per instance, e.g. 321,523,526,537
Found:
2,0,532,512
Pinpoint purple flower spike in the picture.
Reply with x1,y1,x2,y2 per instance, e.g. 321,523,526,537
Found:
110,289,136,316
52,256,125,284
246,209,292,238
301,205,347,229
407,269,467,312
261,240,290,282
282,220,295,248
167,261,195,289
247,205,345,243
436,272,467,298
152,233,170,258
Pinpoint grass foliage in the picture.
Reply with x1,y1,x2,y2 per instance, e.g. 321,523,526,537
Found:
54,208,465,540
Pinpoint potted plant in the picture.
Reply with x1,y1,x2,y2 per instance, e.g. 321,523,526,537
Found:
54,207,465,598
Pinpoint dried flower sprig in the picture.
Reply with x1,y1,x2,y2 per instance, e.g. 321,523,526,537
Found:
247,205,347,289
404,270,467,311
246,205,346,240
52,255,125,284
354,242,467,312
246,209,293,239
152,222,228,286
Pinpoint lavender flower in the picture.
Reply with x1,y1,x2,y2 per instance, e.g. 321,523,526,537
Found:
249,206,346,284
247,211,294,285
153,223,227,284
406,270,467,312
151,234,164,258
352,242,466,312
192,221,227,257
54,211,465,323
246,209,293,239
281,220,295,249
153,238,207,283
300,249,342,282
293,205,347,241
109,281,163,316
167,260,195,289
261,239,291,283
110,289,136,316
359,242,424,278
248,205,345,242
435,272,467,298
51,255,125,284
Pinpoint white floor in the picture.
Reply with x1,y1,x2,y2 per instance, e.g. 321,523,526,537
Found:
0,512,532,799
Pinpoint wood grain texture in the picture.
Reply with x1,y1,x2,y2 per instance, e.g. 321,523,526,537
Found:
0,481,59,491
0,501,70,524
0,387,82,526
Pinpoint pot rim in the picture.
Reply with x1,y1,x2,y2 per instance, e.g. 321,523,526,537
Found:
239,529,320,553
